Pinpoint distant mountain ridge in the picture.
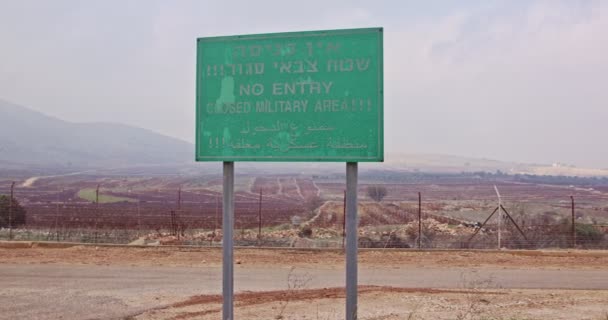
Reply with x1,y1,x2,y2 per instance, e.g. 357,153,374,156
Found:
2,99,607,177
382,153,608,177
0,99,193,169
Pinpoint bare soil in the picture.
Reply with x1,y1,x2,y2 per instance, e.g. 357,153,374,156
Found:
2,245,608,319
2,245,608,270
136,286,608,320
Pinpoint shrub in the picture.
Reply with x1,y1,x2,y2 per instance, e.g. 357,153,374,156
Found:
0,195,26,228
576,223,604,246
298,226,313,238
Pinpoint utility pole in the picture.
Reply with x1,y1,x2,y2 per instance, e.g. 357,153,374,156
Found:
418,192,422,249
571,196,576,248
494,185,502,249
8,182,15,240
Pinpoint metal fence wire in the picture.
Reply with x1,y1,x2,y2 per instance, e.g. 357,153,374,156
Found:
1,182,607,249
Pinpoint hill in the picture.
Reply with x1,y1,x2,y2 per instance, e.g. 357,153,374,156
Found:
2,99,607,178
0,99,193,169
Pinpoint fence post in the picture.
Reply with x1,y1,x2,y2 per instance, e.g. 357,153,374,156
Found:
494,185,502,249
178,186,182,209
137,196,141,237
52,189,61,241
342,190,346,249
9,182,15,240
466,207,499,247
176,187,182,240
500,205,530,247
571,196,576,248
258,189,263,243
418,192,422,249
215,196,219,234
94,184,100,243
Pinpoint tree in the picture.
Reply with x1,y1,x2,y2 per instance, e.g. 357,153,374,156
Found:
0,195,27,228
366,185,388,202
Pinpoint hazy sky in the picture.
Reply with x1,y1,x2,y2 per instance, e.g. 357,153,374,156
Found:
1,0,606,168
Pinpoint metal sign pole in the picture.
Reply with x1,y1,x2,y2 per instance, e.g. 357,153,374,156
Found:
196,29,383,319
345,162,358,320
222,161,234,320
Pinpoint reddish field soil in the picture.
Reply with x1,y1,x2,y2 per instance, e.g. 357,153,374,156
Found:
5,173,607,233
278,177,301,199
2,245,608,269
295,178,319,199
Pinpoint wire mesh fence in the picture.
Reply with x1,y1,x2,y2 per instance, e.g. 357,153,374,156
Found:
1,174,607,249
1,192,606,250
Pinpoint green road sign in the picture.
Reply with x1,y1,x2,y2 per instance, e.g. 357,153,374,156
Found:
196,28,383,162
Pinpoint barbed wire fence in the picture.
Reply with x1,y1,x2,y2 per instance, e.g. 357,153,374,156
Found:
1,181,607,249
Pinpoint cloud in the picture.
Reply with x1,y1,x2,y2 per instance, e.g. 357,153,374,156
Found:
382,1,608,167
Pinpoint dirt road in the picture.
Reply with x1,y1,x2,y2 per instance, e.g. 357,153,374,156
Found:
1,245,608,319
2,244,608,269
